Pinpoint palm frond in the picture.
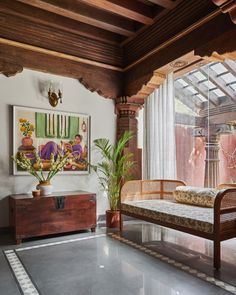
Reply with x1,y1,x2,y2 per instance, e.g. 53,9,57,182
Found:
92,131,134,211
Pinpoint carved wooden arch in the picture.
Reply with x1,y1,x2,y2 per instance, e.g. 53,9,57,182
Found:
0,59,23,77
212,0,236,24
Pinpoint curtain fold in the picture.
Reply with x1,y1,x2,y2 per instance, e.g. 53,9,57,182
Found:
143,72,176,180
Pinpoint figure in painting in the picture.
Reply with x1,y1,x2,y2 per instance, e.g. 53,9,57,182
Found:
37,134,87,170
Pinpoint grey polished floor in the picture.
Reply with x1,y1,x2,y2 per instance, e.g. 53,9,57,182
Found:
0,221,235,295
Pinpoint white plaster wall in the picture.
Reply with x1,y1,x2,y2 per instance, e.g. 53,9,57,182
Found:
0,69,116,227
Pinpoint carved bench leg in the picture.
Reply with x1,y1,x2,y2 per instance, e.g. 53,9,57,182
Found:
91,227,96,232
214,239,221,270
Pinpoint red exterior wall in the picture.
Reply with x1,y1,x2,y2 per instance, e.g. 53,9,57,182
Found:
176,126,236,187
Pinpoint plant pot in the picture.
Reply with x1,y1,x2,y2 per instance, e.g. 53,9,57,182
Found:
22,136,33,147
106,210,120,228
36,181,53,196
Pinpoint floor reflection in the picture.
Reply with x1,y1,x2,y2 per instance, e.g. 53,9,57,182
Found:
119,220,236,286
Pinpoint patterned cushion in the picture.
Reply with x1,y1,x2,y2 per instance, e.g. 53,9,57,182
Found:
174,186,219,208
122,200,236,234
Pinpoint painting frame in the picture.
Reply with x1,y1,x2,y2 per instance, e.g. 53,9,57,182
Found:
13,105,91,175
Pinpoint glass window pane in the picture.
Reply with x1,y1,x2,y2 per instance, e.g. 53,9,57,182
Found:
213,89,225,97
221,73,236,84
196,94,207,102
210,63,227,75
202,80,216,89
177,79,188,87
192,71,206,81
229,83,236,91
187,86,198,94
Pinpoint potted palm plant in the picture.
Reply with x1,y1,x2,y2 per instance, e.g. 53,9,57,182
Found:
93,131,134,228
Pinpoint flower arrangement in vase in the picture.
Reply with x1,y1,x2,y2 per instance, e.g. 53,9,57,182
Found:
19,118,35,147
12,152,70,196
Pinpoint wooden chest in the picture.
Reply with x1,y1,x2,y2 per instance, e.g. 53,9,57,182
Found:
9,191,96,244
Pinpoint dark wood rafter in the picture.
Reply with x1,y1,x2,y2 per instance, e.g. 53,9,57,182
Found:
79,0,155,25
16,0,136,36
123,0,219,65
125,13,236,97
145,0,177,9
0,15,123,68
0,1,122,45
0,0,235,100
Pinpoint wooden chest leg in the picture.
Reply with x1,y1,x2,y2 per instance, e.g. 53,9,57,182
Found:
214,239,221,270
91,227,96,232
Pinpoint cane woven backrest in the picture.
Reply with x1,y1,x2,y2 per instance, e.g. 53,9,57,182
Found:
121,179,186,202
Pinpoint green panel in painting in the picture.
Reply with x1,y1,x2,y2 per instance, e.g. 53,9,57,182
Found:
69,117,79,139
35,113,46,138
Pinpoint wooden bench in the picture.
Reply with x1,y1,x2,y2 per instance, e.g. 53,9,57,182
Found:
120,179,236,269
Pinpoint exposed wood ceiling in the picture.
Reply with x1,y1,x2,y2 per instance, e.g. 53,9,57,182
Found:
0,0,235,99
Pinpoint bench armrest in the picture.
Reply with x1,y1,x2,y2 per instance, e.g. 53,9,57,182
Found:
214,189,236,230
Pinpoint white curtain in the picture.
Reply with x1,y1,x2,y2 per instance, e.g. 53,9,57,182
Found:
143,72,176,180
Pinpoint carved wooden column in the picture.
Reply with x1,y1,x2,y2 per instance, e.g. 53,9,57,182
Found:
115,97,144,180
204,134,220,188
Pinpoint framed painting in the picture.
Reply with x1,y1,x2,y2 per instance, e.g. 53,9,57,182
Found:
13,106,90,175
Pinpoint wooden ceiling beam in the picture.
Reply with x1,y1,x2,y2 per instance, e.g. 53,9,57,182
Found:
145,0,176,9
79,0,154,25
16,0,136,36
0,1,122,45
0,42,123,98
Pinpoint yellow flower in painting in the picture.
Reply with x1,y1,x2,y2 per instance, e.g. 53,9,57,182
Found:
20,126,25,132
30,124,34,131
19,118,27,123
28,131,33,136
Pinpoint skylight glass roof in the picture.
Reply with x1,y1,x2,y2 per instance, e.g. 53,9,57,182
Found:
202,80,216,90
177,79,188,87
187,86,198,94
196,94,207,102
174,60,236,109
192,71,206,81
213,89,224,97
221,73,236,84
210,63,227,75
230,83,236,91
